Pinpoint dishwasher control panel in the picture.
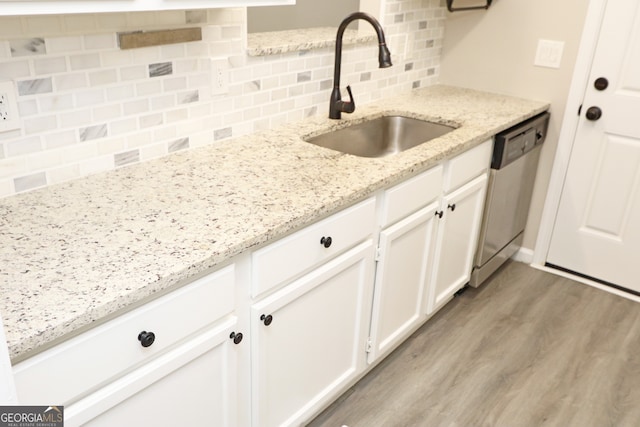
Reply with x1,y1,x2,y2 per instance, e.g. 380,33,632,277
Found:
491,112,550,169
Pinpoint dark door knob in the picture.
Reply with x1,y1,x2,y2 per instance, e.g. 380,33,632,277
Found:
594,77,609,91
230,332,243,345
320,236,333,248
260,314,273,326
138,331,156,348
585,106,602,121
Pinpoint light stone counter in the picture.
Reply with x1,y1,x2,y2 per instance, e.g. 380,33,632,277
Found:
247,27,375,56
0,85,549,362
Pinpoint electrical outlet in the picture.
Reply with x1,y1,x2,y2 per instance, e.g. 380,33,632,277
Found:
211,58,229,95
0,81,20,133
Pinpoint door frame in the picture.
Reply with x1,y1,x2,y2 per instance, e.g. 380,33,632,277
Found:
533,0,640,301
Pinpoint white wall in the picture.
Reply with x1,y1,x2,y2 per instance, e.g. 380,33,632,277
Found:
440,0,589,250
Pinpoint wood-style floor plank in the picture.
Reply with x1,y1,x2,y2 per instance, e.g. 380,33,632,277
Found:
307,261,640,427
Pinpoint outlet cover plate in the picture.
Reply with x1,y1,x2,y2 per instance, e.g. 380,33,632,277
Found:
0,80,20,133
211,58,229,95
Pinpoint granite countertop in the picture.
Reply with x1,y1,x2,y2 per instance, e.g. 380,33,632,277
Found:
0,85,549,362
247,27,376,56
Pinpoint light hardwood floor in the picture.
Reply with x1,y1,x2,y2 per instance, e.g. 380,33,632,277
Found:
307,261,640,427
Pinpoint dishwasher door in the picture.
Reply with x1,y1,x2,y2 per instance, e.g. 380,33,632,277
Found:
475,145,542,266
470,112,549,287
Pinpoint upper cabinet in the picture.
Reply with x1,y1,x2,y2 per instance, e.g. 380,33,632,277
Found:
0,0,294,16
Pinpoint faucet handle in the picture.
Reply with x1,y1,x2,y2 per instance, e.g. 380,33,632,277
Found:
343,85,355,114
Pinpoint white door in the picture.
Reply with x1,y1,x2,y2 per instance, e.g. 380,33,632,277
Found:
251,241,375,427
547,0,640,292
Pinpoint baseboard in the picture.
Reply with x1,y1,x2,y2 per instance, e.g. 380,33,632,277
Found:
512,247,534,264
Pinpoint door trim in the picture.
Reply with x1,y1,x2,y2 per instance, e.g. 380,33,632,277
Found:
532,0,609,266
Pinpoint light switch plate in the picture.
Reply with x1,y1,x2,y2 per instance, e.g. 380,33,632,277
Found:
534,39,565,69
0,80,20,133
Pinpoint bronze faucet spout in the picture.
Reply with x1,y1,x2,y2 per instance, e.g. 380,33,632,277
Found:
329,12,392,120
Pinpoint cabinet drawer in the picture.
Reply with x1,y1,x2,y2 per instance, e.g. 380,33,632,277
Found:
443,139,492,192
14,264,235,406
252,198,376,298
64,318,239,427
380,166,443,228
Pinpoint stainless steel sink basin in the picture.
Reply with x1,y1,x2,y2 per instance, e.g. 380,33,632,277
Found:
305,115,455,158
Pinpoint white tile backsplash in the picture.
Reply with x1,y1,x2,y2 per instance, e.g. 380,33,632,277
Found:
46,36,82,54
0,60,31,79
10,38,46,57
69,53,101,70
0,1,445,198
34,56,67,75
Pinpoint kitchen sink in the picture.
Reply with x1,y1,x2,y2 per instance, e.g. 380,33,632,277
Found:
305,115,456,158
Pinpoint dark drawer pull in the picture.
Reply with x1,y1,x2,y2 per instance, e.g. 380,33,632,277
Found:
260,314,273,326
320,236,333,248
138,331,156,348
230,332,243,345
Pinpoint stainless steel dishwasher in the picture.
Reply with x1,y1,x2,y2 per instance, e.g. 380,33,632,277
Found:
470,112,550,287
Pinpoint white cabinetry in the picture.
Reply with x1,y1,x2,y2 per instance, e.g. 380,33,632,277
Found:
428,141,492,313
251,242,375,427
252,199,377,299
368,141,491,363
0,316,17,404
0,0,294,16
13,264,240,427
67,318,240,426
250,198,376,427
7,140,493,427
367,166,442,364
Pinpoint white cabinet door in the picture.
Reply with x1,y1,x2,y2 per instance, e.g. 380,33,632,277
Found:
429,174,487,313
65,318,242,427
367,202,439,364
251,241,375,427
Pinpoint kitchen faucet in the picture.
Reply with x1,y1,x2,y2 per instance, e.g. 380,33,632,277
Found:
329,12,392,119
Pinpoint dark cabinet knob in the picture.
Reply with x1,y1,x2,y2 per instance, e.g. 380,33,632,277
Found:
320,236,333,248
260,314,273,326
448,203,456,212
229,332,243,345
594,77,609,91
138,331,156,348
435,210,443,219
585,106,602,121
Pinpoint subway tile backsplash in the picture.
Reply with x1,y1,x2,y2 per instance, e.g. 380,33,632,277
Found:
0,0,445,198
10,38,46,57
